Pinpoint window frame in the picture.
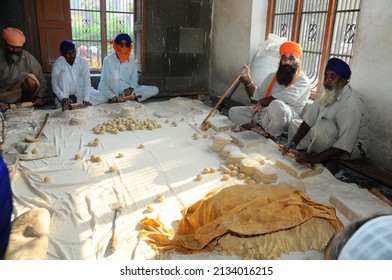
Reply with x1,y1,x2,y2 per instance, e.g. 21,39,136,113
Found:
266,0,361,97
34,0,145,73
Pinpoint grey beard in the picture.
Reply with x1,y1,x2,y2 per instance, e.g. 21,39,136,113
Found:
320,87,341,107
6,53,21,64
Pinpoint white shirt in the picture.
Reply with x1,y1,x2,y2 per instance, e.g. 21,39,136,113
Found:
253,71,311,116
98,52,139,99
304,84,369,154
51,55,91,103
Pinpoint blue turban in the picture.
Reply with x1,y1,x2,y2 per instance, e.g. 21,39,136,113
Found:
114,33,132,45
60,40,75,53
326,58,351,80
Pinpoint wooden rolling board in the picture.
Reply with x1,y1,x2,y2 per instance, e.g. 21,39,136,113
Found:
274,156,323,179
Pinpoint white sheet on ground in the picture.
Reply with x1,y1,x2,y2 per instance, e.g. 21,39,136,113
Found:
4,97,391,260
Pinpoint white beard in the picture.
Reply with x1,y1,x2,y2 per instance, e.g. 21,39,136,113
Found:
7,54,21,64
320,87,341,107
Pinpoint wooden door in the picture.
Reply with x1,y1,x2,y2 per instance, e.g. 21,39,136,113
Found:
35,0,72,72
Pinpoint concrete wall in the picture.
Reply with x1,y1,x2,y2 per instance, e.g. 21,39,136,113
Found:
142,0,212,93
349,0,392,169
209,0,267,105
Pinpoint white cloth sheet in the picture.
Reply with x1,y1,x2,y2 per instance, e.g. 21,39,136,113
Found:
3,97,390,260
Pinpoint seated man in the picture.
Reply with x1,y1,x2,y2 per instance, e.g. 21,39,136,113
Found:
284,58,369,175
0,27,47,112
228,41,310,142
0,114,13,259
51,40,93,109
96,33,158,104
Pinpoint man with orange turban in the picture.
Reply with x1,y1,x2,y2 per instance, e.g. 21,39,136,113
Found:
0,27,47,111
95,33,158,104
228,41,310,143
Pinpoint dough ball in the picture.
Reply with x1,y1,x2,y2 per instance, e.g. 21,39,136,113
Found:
44,176,52,183
75,154,81,160
146,205,154,213
109,165,117,173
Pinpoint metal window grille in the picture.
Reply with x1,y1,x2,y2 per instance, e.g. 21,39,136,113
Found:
329,0,362,65
70,0,134,71
272,0,296,40
271,0,361,89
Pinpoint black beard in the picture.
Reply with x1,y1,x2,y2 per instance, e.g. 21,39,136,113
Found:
276,62,298,86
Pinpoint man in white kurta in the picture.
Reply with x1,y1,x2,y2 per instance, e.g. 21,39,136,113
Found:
228,41,310,140
51,40,92,108
96,33,158,104
285,58,369,174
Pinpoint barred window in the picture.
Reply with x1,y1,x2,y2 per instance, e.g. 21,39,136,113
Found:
267,0,361,94
70,0,134,71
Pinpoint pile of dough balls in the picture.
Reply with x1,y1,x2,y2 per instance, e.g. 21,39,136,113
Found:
92,118,162,134
220,163,256,184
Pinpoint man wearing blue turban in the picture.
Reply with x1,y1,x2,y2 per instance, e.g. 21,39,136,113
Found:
284,57,369,175
96,33,159,104
51,40,93,109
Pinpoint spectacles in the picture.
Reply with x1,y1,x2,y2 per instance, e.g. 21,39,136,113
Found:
0,113,4,144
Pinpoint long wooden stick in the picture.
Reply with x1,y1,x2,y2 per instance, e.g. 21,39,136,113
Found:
25,113,49,143
201,72,242,130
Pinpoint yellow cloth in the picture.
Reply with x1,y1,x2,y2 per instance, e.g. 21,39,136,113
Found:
138,183,343,256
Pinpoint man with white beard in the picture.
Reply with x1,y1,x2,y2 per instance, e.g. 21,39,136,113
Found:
0,27,47,112
284,58,369,175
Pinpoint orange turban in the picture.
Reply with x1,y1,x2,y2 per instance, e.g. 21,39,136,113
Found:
2,27,26,47
279,41,302,58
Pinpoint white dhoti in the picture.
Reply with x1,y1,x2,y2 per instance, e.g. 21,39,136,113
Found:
229,100,298,137
107,70,159,102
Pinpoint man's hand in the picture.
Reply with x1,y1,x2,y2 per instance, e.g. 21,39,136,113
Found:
109,96,122,103
258,96,274,107
296,151,316,164
240,64,250,78
280,141,297,155
0,103,8,112
123,87,134,97
61,98,71,110
34,97,45,107
83,100,92,107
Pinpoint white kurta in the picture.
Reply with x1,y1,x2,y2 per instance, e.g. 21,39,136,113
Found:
289,84,369,160
51,55,92,108
229,71,311,137
97,53,158,103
